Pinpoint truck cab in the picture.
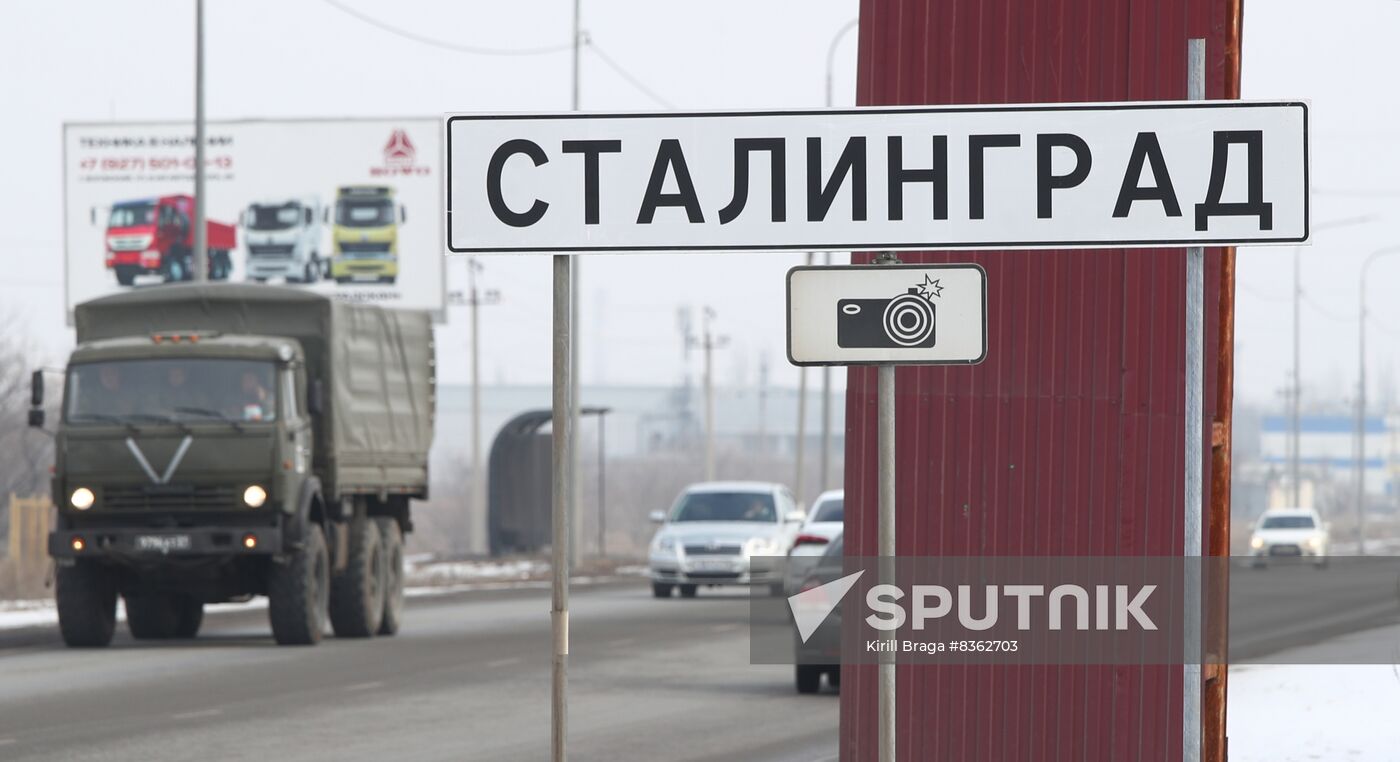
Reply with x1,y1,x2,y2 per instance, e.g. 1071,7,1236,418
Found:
329,185,403,285
103,195,236,285
241,197,324,284
34,284,433,648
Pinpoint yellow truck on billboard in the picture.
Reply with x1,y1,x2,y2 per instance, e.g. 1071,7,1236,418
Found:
328,185,404,285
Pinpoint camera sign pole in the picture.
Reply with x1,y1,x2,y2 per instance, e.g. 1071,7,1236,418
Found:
787,257,987,762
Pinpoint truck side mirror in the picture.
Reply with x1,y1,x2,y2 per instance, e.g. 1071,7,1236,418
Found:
308,378,325,416
305,208,313,226
28,409,45,428
30,369,43,407
399,205,407,224
238,210,246,227
323,208,330,225
648,510,666,524
89,207,97,226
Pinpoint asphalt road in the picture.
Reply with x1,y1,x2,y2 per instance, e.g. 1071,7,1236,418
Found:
0,582,838,762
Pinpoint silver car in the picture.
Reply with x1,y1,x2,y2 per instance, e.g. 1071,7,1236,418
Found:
648,481,804,598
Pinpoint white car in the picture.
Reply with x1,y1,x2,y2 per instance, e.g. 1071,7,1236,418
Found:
1249,508,1328,568
784,489,844,593
648,481,804,598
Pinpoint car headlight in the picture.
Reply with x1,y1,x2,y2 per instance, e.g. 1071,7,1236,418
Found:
70,487,95,511
655,536,675,552
242,485,268,508
1305,536,1321,550
1250,536,1264,550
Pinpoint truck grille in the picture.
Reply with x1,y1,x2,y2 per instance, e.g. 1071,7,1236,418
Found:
108,235,149,252
338,242,391,255
685,544,743,556
103,485,239,511
249,244,295,258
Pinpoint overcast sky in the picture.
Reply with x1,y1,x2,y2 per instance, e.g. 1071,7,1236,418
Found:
3,0,1398,410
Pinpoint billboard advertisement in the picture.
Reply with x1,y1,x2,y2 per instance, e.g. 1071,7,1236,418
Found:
63,118,444,320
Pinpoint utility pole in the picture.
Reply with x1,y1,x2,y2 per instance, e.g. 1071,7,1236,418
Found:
553,2,582,759
688,307,729,481
468,258,491,556
1357,245,1400,555
192,0,207,282
795,252,813,506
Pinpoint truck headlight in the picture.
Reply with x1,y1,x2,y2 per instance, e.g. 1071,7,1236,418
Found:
70,487,95,511
655,537,675,552
243,485,268,508
1250,536,1264,550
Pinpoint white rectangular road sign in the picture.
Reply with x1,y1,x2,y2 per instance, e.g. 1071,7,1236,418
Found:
787,264,988,366
446,102,1308,253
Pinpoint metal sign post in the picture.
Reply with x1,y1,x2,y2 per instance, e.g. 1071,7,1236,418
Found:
1183,36,1205,762
874,251,899,762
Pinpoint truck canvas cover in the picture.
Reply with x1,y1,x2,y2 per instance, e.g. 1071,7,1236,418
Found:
73,283,434,496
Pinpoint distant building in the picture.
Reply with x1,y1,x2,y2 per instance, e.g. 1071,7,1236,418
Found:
1258,414,1388,497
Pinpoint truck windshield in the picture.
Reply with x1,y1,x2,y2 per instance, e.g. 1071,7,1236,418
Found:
108,202,155,228
336,198,393,227
671,492,776,523
66,359,278,424
247,203,302,231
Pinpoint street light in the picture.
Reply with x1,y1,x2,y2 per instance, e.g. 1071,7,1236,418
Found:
818,19,858,496
1288,213,1377,506
1355,244,1400,554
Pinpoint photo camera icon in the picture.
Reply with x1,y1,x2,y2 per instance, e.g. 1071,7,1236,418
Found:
836,288,937,349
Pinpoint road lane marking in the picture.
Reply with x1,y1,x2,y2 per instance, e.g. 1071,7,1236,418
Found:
486,657,524,668
171,709,222,720
343,681,384,693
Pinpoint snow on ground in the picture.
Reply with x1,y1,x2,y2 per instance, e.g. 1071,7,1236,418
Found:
0,558,644,631
1228,622,1400,761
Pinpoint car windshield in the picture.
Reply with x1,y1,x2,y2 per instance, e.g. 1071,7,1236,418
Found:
336,198,393,227
247,203,302,231
671,491,776,523
1260,515,1316,530
811,497,844,523
108,202,155,228
66,358,278,424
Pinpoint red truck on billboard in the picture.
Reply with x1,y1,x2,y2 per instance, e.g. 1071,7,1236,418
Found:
103,195,236,285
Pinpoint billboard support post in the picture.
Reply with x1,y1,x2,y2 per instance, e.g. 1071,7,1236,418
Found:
192,0,207,282
1183,36,1206,762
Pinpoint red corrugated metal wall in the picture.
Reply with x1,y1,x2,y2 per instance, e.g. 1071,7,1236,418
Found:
841,0,1237,759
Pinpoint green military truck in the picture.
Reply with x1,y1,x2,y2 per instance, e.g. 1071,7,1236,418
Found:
30,284,434,647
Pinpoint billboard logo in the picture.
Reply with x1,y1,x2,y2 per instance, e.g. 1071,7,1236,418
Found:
372,129,429,177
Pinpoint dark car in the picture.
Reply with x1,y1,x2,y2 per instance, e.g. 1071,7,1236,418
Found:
793,532,844,694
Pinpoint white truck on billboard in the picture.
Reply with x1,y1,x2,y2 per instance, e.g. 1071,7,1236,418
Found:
240,196,325,284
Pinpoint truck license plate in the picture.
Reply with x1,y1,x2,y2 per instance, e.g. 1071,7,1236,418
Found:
135,534,192,553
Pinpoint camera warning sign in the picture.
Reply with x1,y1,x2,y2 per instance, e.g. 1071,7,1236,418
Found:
787,264,987,366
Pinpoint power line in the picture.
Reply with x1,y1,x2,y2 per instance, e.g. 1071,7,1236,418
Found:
585,38,675,108
1314,187,1400,198
321,0,574,56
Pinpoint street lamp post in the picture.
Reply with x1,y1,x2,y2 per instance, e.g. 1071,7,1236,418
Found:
1356,244,1400,555
818,19,858,496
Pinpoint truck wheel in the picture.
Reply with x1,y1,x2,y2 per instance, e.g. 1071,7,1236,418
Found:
211,251,231,280
335,276,350,285
174,596,204,638
125,593,181,639
300,259,318,285
679,584,698,598
329,517,385,638
652,583,673,598
376,517,405,635
114,266,137,286
379,276,396,285
795,664,823,694
56,560,117,648
164,254,189,283
268,523,330,646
